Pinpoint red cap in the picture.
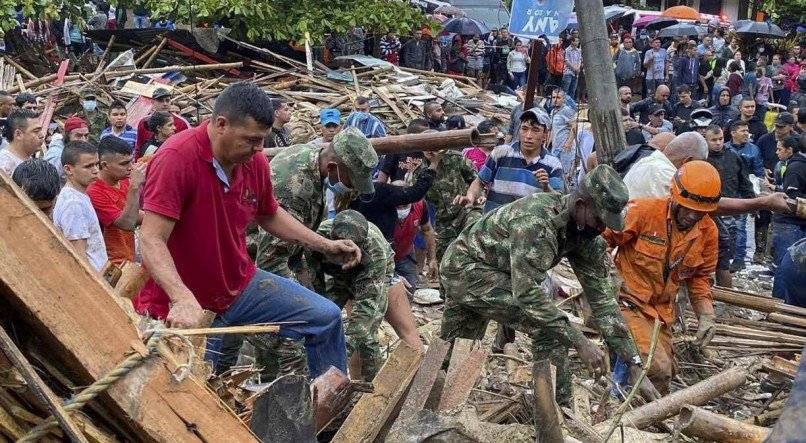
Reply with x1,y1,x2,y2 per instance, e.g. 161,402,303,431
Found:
64,116,88,134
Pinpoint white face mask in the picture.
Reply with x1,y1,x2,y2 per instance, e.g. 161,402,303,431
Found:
396,206,412,220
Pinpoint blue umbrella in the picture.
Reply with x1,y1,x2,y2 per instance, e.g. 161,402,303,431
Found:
441,16,490,36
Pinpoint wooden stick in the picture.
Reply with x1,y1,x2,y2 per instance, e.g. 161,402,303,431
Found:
713,287,806,318
104,62,243,79
675,406,770,442
3,57,35,80
600,320,661,442
0,326,90,443
350,65,360,96
93,35,116,75
146,324,283,336
142,37,167,70
533,359,564,443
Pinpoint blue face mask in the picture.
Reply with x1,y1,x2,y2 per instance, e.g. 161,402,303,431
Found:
83,100,97,112
324,166,352,194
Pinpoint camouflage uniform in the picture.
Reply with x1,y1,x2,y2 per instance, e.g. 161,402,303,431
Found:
439,166,641,406
422,151,483,258
310,211,395,379
247,128,378,379
81,89,107,144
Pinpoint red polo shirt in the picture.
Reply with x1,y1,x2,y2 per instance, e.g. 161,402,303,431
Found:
134,120,278,319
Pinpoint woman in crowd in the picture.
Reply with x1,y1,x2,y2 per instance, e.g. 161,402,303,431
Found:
507,40,529,89
138,111,175,158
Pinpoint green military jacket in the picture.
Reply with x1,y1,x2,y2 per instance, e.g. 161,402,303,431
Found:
248,144,326,278
83,110,107,144
422,152,481,251
311,219,394,379
442,192,639,360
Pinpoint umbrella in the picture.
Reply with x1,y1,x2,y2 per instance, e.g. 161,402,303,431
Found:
734,21,787,39
633,14,660,28
657,23,706,38
645,18,679,31
661,5,701,21
441,16,490,36
604,6,630,21
434,5,466,17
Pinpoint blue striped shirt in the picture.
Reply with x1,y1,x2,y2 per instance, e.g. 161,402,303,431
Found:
478,142,565,213
100,125,137,151
343,112,387,139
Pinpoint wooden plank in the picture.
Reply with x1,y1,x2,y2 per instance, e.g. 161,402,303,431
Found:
437,340,488,412
0,173,259,442
331,343,422,443
373,86,409,125
38,60,69,139
0,326,89,443
396,337,450,422
444,338,473,386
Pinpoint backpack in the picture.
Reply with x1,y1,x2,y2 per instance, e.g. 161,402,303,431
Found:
547,46,565,75
613,144,655,177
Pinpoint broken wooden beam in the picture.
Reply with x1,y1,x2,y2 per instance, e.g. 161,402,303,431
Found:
438,339,488,413
331,342,422,443
532,359,564,443
713,287,806,318
0,326,89,443
396,337,450,423
164,39,241,76
113,261,149,302
601,366,749,430
367,128,495,155
674,406,770,443
0,173,258,442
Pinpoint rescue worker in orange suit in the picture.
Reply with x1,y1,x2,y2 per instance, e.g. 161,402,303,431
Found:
603,160,720,394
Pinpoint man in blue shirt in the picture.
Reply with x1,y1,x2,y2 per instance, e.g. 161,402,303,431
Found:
726,119,764,271
100,101,137,150
343,96,387,139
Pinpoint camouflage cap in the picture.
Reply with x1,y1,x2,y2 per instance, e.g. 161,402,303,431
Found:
331,126,378,197
331,210,369,246
583,164,629,231
81,87,98,99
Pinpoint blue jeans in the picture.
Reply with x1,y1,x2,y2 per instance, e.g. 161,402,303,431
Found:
134,15,150,28
780,239,806,307
205,269,347,378
733,214,748,262
511,71,527,89
561,73,578,98
772,223,806,299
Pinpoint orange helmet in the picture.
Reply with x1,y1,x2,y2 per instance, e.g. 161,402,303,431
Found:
671,160,721,212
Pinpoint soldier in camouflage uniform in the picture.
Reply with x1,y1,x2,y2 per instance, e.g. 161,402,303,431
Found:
79,88,108,144
439,165,662,405
232,127,378,378
421,150,483,259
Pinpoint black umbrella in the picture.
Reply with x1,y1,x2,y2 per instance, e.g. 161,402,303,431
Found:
657,23,706,38
645,18,679,31
735,21,787,39
441,17,490,36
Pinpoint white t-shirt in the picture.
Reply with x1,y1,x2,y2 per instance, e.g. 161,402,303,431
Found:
53,186,108,270
0,149,25,176
623,150,676,199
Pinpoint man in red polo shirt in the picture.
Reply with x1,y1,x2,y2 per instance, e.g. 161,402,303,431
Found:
135,87,190,152
135,83,361,377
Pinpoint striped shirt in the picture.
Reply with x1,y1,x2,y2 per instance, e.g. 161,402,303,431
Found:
100,125,137,150
478,142,565,213
344,112,387,139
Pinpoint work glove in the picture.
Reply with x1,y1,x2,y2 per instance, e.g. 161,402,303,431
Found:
693,313,716,349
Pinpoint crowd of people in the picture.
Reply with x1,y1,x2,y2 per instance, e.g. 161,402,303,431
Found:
2,8,805,410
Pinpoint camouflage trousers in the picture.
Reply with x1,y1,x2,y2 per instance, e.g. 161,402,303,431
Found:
435,210,482,261
252,278,389,382
439,262,573,406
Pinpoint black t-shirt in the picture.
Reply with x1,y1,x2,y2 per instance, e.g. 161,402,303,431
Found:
380,152,425,182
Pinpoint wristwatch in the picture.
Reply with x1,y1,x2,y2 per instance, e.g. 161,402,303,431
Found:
627,355,643,368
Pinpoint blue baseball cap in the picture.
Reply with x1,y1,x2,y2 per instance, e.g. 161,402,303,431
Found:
320,108,341,126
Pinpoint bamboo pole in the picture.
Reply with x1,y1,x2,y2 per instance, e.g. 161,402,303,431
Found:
713,287,806,318
599,366,750,430
103,62,243,79
533,359,563,443
674,406,770,443
142,37,168,70
766,312,806,329
366,128,493,155
146,324,282,336
93,35,116,75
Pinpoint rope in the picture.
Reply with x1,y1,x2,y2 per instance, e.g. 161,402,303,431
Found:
17,332,194,442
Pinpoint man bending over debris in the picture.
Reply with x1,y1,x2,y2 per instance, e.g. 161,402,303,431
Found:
604,161,720,394
134,83,361,378
439,165,662,406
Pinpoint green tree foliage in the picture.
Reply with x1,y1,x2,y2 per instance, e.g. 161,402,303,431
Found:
139,0,431,42
759,0,806,30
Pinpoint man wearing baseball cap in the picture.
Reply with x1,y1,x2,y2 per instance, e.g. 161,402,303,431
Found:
135,87,190,153
639,104,673,142
44,115,90,183
312,108,342,145
440,164,661,406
